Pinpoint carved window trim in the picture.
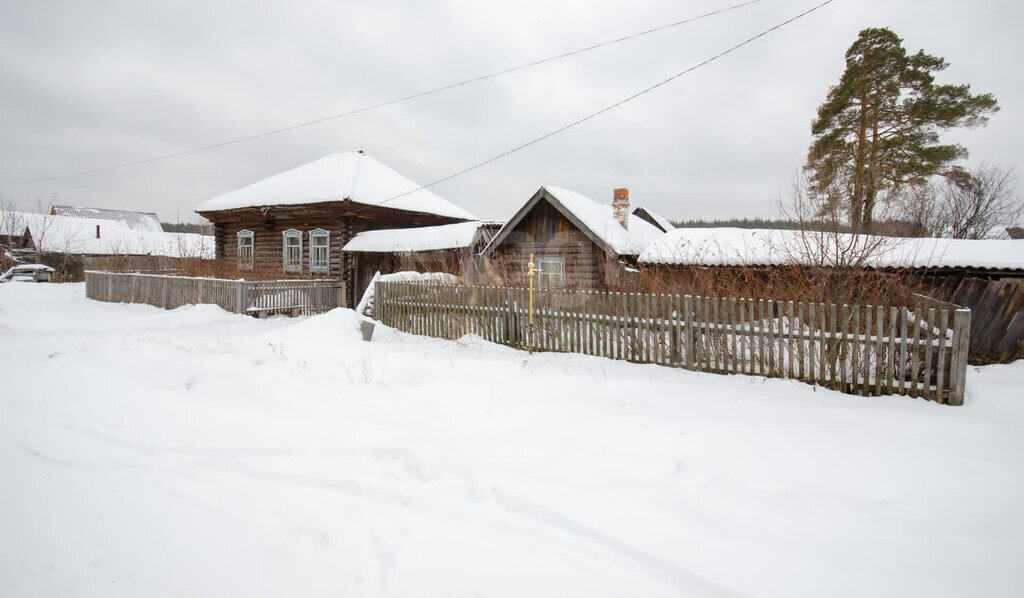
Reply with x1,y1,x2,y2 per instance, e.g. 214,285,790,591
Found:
282,229,302,273
237,229,254,270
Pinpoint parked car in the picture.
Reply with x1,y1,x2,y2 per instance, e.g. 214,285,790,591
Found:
0,264,55,283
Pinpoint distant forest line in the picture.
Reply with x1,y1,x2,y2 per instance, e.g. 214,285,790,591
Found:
669,218,855,232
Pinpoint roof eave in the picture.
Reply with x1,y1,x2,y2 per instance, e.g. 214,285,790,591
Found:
483,186,619,258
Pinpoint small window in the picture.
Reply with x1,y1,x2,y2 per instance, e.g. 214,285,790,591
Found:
282,229,302,273
237,230,254,270
536,256,565,288
309,229,330,274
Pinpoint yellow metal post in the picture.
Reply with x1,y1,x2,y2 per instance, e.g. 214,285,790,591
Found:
528,253,535,354
528,253,535,324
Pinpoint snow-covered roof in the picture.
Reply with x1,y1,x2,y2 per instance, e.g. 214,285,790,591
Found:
343,221,501,253
194,151,476,221
632,206,675,233
544,186,664,255
2,211,213,258
51,205,163,232
638,227,1024,271
487,186,663,257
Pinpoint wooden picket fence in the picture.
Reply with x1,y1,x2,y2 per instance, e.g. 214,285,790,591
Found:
375,281,971,405
85,271,345,316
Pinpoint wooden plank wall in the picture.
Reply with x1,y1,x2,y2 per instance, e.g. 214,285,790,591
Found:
491,199,605,288
927,277,1024,363
376,281,972,405
85,271,345,316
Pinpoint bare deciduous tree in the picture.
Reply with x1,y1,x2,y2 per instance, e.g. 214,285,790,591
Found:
896,164,1021,239
942,164,1021,239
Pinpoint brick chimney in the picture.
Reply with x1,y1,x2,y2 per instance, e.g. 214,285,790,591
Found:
612,188,629,230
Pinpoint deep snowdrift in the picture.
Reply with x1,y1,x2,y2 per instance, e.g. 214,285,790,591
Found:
1,283,1021,597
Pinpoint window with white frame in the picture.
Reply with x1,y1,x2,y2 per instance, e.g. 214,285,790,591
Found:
535,256,565,288
309,229,330,273
282,229,302,273
237,229,254,270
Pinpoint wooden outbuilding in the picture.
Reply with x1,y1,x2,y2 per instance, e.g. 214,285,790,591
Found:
481,186,663,288
638,227,1024,363
342,220,501,296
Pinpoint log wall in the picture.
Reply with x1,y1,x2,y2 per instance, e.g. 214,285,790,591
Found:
490,198,607,288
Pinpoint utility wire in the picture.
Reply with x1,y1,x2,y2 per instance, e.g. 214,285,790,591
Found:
5,0,764,188
370,0,837,210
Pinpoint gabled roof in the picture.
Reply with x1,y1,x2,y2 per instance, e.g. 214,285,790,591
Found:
631,206,675,233
194,151,476,221
638,227,1024,271
484,186,663,258
51,205,163,232
343,221,502,253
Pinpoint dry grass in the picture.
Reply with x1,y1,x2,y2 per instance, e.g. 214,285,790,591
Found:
473,250,924,309
624,264,925,308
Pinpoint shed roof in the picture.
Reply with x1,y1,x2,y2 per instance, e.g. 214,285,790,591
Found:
343,221,502,253
638,227,1024,271
194,151,476,221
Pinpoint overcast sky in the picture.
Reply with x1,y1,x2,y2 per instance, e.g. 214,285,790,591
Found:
0,0,1020,223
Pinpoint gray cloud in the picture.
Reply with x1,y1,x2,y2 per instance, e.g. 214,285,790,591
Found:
1,0,1020,223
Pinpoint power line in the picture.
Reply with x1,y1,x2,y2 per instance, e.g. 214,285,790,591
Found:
5,0,764,188
371,0,837,211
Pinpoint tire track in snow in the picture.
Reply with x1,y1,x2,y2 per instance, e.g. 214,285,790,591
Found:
10,399,744,595
492,490,749,598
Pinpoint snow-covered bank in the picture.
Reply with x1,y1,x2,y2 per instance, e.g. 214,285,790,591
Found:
1,283,1022,597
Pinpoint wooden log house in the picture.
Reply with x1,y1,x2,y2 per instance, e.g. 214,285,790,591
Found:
482,186,663,288
194,151,477,306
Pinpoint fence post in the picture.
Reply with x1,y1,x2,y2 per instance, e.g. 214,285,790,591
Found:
235,281,248,314
947,308,971,406
670,295,680,367
683,295,694,370
507,289,517,347
375,280,385,324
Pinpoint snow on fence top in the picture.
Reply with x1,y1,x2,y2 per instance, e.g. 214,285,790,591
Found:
538,186,664,256
638,227,1024,271
343,221,499,253
194,151,477,221
3,211,213,258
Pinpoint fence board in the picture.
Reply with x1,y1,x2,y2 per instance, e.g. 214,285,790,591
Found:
371,281,971,405
935,309,949,405
85,271,342,316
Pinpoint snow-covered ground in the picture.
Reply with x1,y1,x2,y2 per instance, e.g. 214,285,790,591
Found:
1,283,1022,598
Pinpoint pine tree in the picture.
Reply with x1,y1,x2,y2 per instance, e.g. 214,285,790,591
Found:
805,28,998,233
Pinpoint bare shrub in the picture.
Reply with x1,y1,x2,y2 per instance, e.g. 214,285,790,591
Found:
630,264,920,308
